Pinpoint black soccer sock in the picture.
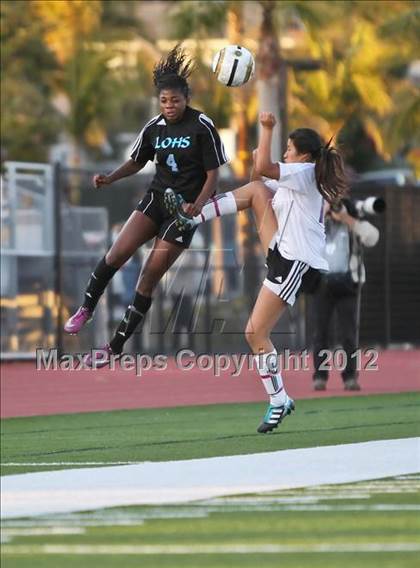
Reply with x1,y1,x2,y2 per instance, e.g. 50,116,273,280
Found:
82,256,118,313
109,293,152,354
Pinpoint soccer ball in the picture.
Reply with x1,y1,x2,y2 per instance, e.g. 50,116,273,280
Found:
212,45,255,87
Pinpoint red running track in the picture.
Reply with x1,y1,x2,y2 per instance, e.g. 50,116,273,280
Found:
1,350,419,418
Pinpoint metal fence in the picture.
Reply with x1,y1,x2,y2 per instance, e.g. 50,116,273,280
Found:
1,162,109,359
351,183,420,347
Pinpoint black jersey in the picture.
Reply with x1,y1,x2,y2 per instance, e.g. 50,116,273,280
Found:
130,106,228,202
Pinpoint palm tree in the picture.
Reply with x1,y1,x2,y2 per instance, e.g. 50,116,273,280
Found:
379,3,420,171
33,0,163,189
1,1,60,161
255,1,284,160
289,2,418,171
255,0,339,157
33,0,106,171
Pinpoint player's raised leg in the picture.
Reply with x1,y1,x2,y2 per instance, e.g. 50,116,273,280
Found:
165,180,277,254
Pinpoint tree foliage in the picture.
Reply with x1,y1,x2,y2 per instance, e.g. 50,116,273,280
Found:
1,0,418,173
287,1,418,171
1,0,156,164
1,1,60,161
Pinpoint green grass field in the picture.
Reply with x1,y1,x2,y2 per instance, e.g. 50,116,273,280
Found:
2,475,420,567
1,392,419,476
1,392,419,567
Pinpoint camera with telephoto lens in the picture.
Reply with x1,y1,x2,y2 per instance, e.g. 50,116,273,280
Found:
330,197,386,219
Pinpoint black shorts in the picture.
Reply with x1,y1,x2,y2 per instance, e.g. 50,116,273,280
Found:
136,190,196,249
264,244,321,306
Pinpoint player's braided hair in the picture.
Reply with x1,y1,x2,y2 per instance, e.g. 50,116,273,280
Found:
289,128,348,204
153,44,194,98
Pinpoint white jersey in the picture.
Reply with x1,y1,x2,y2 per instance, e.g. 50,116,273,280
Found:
263,162,328,271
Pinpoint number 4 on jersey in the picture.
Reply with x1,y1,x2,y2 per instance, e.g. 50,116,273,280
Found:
166,154,179,172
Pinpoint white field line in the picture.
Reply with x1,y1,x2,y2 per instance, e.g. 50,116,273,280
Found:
396,474,420,479
208,490,420,503
302,487,420,493
2,472,419,531
192,503,420,512
2,519,147,529
0,515,197,529
1,503,419,533
2,543,420,555
1,462,139,467
2,438,419,519
8,504,420,520
234,505,420,511
2,528,86,536
4,503,420,522
308,482,420,489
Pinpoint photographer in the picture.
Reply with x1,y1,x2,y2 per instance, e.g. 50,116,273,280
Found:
312,198,380,391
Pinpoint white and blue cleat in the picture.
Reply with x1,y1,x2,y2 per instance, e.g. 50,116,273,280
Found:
257,396,295,434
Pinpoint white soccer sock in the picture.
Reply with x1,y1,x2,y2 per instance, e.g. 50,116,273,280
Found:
254,350,287,406
193,192,237,225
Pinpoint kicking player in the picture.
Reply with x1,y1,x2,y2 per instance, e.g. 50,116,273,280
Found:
64,45,227,365
164,113,347,433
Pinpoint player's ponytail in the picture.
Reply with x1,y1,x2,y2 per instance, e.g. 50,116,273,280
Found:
153,44,194,98
289,128,347,204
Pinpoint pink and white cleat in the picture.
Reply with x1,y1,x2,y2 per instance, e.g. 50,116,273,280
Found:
84,344,121,369
64,306,92,334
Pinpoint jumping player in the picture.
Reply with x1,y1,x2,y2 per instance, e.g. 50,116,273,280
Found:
165,113,347,433
64,45,228,364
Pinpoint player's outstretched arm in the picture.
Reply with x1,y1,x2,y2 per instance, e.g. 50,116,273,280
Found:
93,159,146,188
